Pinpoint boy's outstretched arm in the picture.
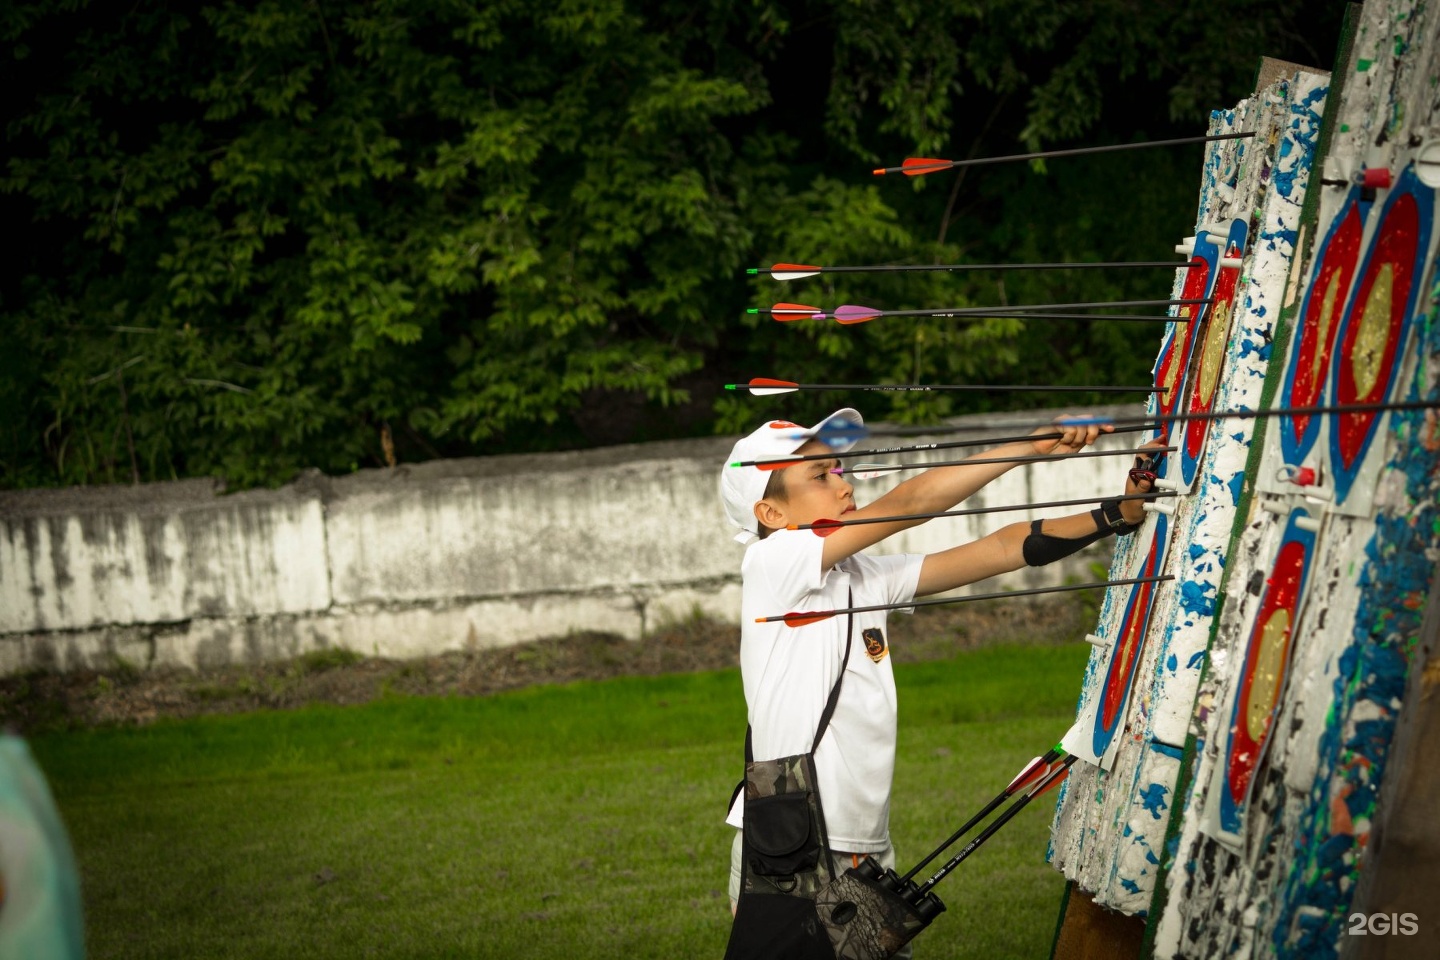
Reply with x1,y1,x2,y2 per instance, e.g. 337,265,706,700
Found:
877,421,1108,517
914,463,1153,597
819,421,1110,570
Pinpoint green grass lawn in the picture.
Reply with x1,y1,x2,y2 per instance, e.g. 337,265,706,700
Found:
29,642,1089,959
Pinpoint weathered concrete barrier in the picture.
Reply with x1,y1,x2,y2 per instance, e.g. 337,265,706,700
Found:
0,406,1141,673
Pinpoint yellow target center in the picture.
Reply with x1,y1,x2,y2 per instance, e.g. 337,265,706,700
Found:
1199,299,1230,403
1246,609,1291,742
1351,263,1394,398
1311,269,1343,390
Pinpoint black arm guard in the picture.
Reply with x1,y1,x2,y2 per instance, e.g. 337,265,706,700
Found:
1093,498,1144,535
1021,501,1140,567
1022,519,1107,567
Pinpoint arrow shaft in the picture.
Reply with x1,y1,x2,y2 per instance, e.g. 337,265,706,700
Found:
898,747,1064,884
774,261,1195,276
913,757,1079,895
948,313,1190,322
731,382,1166,394
876,132,1254,175
839,444,1176,478
792,491,1173,531
757,576,1174,624
735,424,1160,468
831,298,1209,321
851,400,1440,438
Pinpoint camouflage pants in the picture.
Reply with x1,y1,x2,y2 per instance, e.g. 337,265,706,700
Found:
728,830,915,960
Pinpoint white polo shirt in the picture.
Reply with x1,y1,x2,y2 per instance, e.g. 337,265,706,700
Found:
725,529,924,852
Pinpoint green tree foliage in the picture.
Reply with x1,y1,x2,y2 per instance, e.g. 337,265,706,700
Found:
0,0,1344,488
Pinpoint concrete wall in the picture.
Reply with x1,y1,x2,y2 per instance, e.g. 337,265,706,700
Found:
0,407,1141,674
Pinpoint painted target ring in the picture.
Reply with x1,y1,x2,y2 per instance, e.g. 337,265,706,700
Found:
1278,190,1365,466
1179,221,1247,488
1154,231,1223,436
1327,166,1434,503
1218,509,1317,835
1092,513,1171,759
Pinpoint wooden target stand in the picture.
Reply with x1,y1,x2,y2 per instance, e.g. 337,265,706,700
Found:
1050,881,1145,960
1344,578,1440,960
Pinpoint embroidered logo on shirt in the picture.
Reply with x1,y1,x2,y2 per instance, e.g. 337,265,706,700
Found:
862,628,889,663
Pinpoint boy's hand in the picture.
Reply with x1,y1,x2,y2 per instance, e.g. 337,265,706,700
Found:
1031,419,1112,455
1119,440,1168,525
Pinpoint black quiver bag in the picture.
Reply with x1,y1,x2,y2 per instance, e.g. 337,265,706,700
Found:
724,596,943,960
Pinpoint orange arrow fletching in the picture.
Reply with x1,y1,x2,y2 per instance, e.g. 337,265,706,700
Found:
1006,756,1050,793
770,302,821,321
783,613,840,627
1030,759,1077,797
747,377,800,396
807,518,844,537
902,157,954,176
1034,769,1072,798
755,458,801,472
771,263,822,281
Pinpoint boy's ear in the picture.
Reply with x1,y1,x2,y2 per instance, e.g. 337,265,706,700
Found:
753,497,787,534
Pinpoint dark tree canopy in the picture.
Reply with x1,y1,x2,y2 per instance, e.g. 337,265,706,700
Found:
0,0,1345,488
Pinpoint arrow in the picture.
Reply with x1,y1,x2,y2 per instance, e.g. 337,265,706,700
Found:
724,378,1167,397
808,299,1211,325
910,756,1080,896
897,745,1068,885
793,490,1174,538
749,260,1199,281
747,305,1195,324
805,400,1440,444
759,576,1173,626
871,132,1256,177
758,442,1168,474
805,444,1175,481
912,313,1190,323
730,423,1161,469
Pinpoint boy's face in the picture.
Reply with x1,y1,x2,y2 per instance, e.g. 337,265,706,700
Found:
753,439,856,533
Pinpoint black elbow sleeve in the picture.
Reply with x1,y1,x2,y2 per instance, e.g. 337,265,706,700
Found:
1021,518,1108,567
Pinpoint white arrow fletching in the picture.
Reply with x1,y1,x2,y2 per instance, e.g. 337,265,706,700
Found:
1007,756,1046,791
846,462,899,480
772,268,821,281
749,384,798,396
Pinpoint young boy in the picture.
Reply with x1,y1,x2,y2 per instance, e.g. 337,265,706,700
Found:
719,407,1151,924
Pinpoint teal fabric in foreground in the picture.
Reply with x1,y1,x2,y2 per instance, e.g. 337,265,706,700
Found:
0,734,85,959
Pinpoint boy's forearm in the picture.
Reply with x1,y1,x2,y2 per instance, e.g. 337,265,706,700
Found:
915,521,1028,595
915,507,1112,596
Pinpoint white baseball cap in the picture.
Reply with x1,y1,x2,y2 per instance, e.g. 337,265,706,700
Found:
718,407,864,544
